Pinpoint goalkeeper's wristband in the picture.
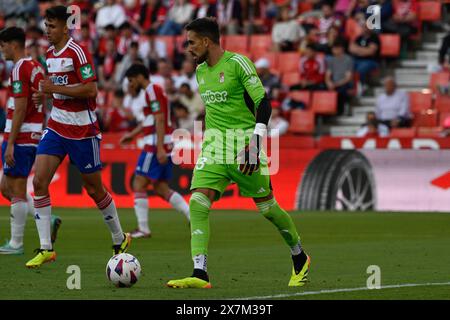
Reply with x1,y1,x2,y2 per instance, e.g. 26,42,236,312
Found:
253,123,267,137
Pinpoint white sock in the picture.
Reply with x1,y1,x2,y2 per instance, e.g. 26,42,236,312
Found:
168,191,190,222
97,192,124,245
34,195,52,250
26,193,34,216
10,197,28,248
193,254,207,272
134,192,150,234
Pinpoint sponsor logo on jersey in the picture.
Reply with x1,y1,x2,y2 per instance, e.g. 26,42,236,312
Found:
80,64,94,80
49,74,69,85
12,81,22,94
200,90,228,104
219,72,225,83
31,133,42,140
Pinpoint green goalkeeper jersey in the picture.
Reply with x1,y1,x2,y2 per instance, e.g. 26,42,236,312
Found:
196,51,266,163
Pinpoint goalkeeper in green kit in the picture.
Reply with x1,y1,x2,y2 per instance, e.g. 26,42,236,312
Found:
167,18,310,289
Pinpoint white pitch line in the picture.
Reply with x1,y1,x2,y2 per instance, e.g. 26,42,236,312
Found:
234,281,450,300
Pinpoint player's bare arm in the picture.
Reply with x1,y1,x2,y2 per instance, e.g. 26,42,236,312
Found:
120,123,143,145
39,79,97,99
4,97,27,167
154,112,168,165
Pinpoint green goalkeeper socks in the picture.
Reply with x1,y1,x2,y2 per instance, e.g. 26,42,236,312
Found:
256,198,301,249
189,192,211,257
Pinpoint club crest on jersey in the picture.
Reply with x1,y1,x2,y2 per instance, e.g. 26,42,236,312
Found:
80,64,94,80
12,81,22,94
219,72,225,83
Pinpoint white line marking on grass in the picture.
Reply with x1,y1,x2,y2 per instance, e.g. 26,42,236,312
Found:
234,281,450,300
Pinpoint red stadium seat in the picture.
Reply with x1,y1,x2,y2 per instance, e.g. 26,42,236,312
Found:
252,52,278,70
311,91,338,115
282,72,301,87
249,35,272,54
430,72,450,93
288,109,315,134
155,36,175,59
413,109,438,127
440,111,450,127
223,35,249,53
0,89,7,108
380,34,401,57
435,95,450,113
409,91,433,113
418,1,442,22
276,52,301,74
289,90,311,108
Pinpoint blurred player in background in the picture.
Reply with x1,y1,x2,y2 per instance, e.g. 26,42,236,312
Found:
120,64,190,238
0,26,61,255
26,6,130,268
167,18,310,289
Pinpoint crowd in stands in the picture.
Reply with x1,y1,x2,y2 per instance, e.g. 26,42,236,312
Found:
0,0,449,138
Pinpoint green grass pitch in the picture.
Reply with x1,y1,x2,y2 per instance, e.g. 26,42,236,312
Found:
0,208,449,300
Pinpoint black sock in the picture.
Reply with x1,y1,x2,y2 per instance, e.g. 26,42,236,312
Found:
192,268,209,282
292,250,307,274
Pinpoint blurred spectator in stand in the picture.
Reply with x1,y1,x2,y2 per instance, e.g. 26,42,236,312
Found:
334,0,357,18
158,0,195,35
139,0,167,34
325,39,354,115
255,58,282,100
174,58,198,90
25,26,48,52
116,41,141,84
316,26,344,57
124,81,146,123
383,0,418,48
217,0,243,35
26,41,46,70
351,0,370,20
77,23,95,54
98,39,122,91
375,76,411,128
96,24,118,62
178,82,205,119
438,32,450,72
194,0,217,19
349,21,380,94
242,0,265,34
318,2,341,45
96,0,127,31
293,43,326,90
138,28,168,72
377,0,394,32
272,5,305,52
356,111,390,137
104,89,134,132
163,77,178,104
151,58,175,88
299,26,320,54
268,101,289,137
173,101,196,132
441,116,450,137
117,22,139,57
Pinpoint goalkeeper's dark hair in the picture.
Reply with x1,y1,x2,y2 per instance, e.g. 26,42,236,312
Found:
125,64,149,78
185,17,220,44
45,5,71,22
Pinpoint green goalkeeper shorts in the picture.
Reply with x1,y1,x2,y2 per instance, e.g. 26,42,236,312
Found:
190,152,272,201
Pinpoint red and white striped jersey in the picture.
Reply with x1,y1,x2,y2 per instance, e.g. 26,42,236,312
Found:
45,37,100,139
142,83,173,154
4,57,45,146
